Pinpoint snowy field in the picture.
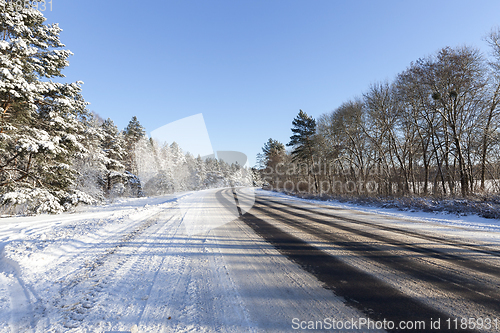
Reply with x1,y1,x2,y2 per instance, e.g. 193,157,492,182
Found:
1,188,499,332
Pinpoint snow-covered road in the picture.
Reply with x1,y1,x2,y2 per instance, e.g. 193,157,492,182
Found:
0,188,372,332
2,187,500,332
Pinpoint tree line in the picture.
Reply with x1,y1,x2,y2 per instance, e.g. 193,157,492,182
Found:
260,29,500,198
0,3,254,215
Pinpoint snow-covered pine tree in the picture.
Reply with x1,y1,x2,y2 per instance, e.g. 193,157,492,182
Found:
204,157,223,188
229,162,243,186
194,155,207,190
100,118,126,196
218,159,231,187
123,116,145,175
141,140,174,196
183,152,197,191
0,2,90,214
250,167,263,187
134,137,157,186
169,142,187,191
157,142,175,193
71,112,107,203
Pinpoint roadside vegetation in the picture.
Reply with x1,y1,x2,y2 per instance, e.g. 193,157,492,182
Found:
259,28,500,218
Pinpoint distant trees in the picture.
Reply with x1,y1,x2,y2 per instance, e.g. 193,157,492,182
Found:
261,29,500,198
132,137,254,197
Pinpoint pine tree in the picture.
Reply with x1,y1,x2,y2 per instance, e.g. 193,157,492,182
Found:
100,118,126,195
258,138,285,169
141,140,175,195
72,113,107,201
123,116,145,175
250,167,263,187
218,159,231,187
288,110,316,160
194,155,207,190
134,137,158,187
204,157,222,187
0,2,90,213
169,142,187,191
287,110,318,191
182,152,197,191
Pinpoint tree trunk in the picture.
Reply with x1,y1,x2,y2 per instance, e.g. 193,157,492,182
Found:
480,86,500,190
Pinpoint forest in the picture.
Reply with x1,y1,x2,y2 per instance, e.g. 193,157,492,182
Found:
260,28,500,201
0,3,255,215
4,2,500,216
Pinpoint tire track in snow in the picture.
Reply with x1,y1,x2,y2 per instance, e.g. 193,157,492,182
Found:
0,260,35,333
137,192,253,333
139,188,359,332
44,211,179,331
86,212,183,332
135,213,190,332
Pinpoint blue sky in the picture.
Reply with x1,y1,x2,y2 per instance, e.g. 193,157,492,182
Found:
43,0,500,167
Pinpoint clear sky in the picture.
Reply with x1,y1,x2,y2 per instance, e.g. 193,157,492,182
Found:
42,0,500,167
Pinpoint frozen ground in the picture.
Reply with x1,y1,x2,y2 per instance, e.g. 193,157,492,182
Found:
1,188,499,332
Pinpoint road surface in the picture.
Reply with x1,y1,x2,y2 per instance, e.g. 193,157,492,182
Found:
1,188,500,332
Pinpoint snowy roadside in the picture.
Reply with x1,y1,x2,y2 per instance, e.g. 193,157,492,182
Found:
0,193,190,254
0,188,380,332
0,192,190,332
256,189,500,245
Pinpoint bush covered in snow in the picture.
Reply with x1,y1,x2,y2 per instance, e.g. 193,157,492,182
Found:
0,188,98,216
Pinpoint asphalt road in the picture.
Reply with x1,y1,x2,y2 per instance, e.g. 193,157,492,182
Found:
220,188,500,333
